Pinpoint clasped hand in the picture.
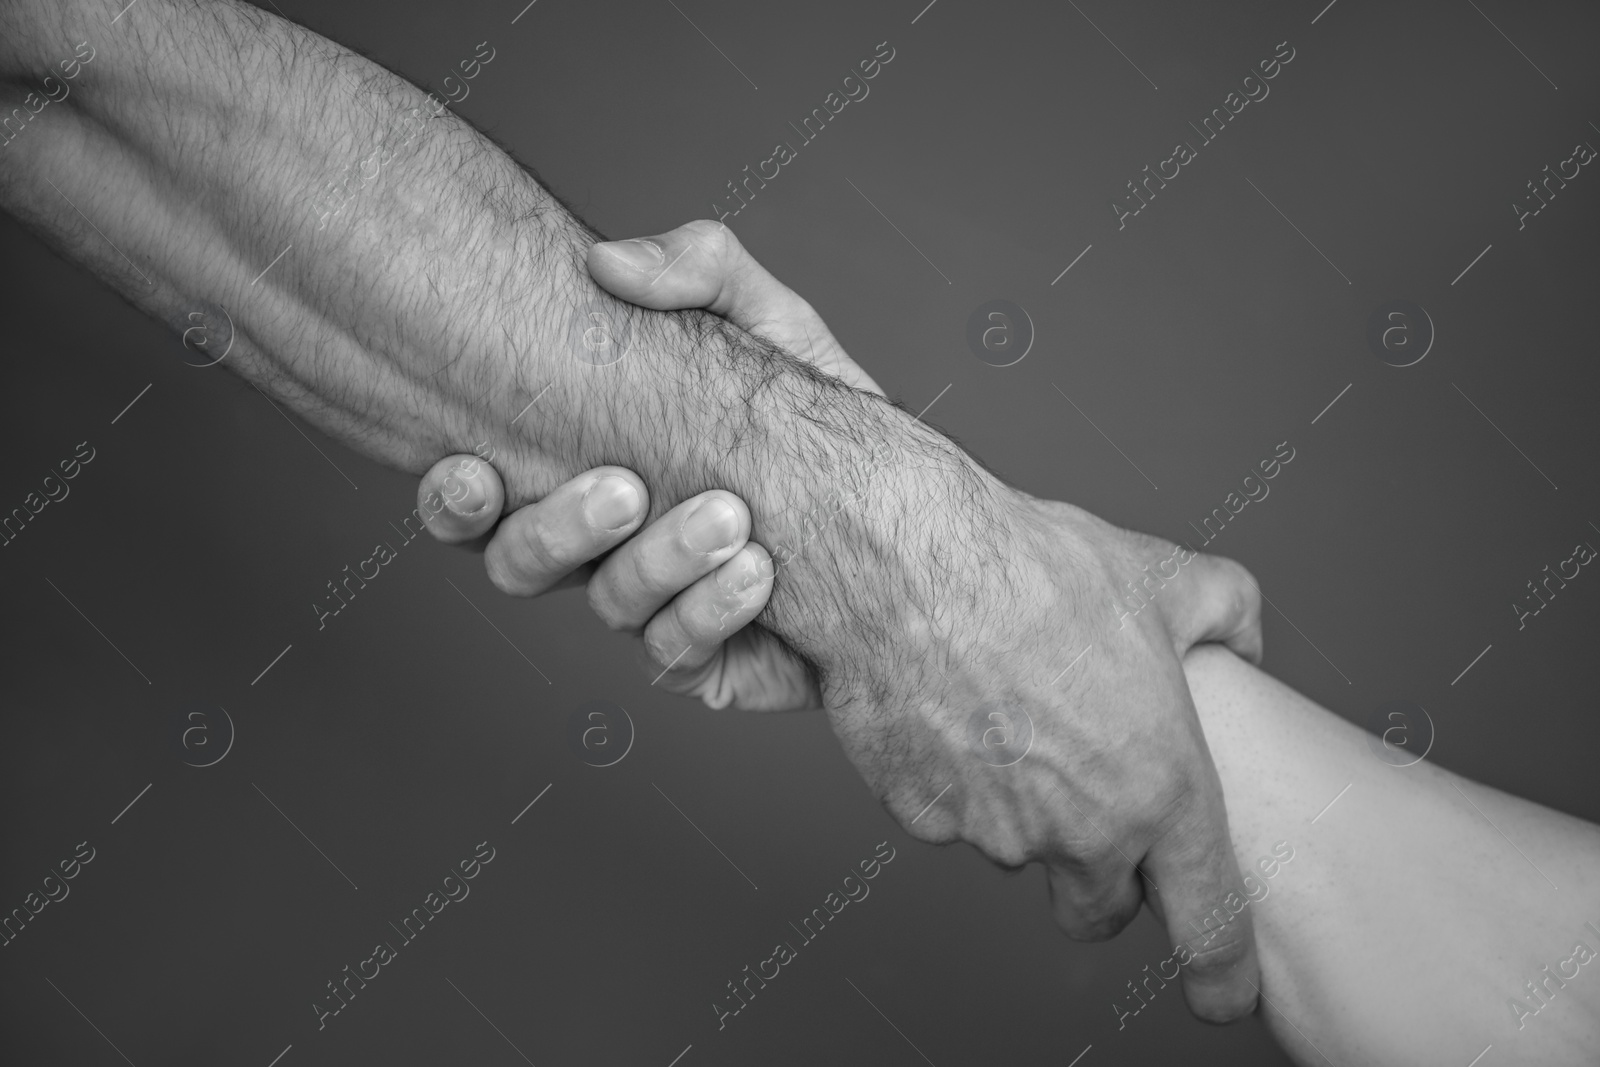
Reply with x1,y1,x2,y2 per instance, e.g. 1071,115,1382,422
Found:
417,221,1268,1023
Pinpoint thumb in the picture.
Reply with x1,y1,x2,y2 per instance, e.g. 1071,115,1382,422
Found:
417,454,505,547
1157,548,1264,664
586,220,882,395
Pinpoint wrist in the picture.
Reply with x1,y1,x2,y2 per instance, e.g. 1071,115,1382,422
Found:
744,389,1017,670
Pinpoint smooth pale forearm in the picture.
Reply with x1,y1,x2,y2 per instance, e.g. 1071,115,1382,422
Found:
0,0,1000,672
1182,645,1600,1065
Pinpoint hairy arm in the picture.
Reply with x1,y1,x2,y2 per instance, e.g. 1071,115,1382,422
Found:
1181,646,1600,1065
0,0,992,670
0,1,1277,1018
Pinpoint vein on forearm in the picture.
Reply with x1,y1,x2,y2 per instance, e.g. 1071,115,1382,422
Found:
0,0,1008,670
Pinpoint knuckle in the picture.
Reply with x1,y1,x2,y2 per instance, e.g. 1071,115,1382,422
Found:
903,820,952,847
1073,835,1127,874
586,580,633,632
516,515,565,566
681,222,734,269
1203,553,1257,596
526,514,578,570
486,513,567,596
887,798,954,845
1220,556,1258,588
1229,563,1264,615
1183,923,1254,979
642,628,695,673
976,832,1031,869
628,540,686,597
685,595,737,644
1050,871,1133,933
683,217,737,254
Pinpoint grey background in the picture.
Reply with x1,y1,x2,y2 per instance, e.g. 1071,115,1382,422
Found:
2,0,1597,1063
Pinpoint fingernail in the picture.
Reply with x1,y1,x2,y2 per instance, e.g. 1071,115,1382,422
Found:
718,546,764,597
600,238,664,271
583,476,641,531
444,463,488,516
683,497,740,554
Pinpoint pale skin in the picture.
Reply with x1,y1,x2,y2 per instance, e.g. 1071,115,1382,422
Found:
1191,646,1599,1066
2,0,1275,1017
430,231,1600,1064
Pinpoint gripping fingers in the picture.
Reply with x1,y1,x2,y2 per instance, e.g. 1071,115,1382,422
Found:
418,454,505,546
587,220,882,395
1141,791,1262,1023
482,467,649,597
640,542,775,678
587,490,752,632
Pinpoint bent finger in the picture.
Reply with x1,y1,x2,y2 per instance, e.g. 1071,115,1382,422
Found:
587,490,751,632
482,467,649,597
1140,784,1262,1024
418,454,505,546
640,542,774,678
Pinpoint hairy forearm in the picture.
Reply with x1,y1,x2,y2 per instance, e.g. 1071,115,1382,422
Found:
0,0,1002,670
1183,646,1600,1065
